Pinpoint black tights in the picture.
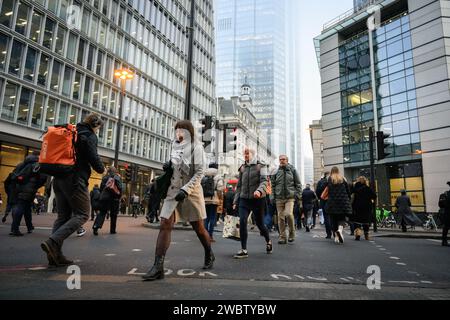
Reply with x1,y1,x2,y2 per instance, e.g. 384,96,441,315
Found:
155,216,211,257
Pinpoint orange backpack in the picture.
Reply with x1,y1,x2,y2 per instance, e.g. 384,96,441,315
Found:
39,124,77,176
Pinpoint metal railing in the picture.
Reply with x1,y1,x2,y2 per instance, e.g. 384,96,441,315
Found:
323,0,382,31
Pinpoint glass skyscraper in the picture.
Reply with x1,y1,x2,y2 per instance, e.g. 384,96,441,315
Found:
215,0,301,169
0,0,216,207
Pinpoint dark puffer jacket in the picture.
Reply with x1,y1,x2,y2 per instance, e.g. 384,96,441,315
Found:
15,155,48,203
75,123,105,186
325,178,352,216
233,160,268,204
352,182,377,224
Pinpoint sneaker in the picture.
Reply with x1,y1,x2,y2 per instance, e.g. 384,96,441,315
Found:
1,215,6,223
278,239,287,245
364,233,370,241
93,228,99,236
77,228,86,237
334,236,340,244
233,250,249,259
305,226,310,232
10,231,24,237
266,241,273,254
337,226,344,244
288,238,295,244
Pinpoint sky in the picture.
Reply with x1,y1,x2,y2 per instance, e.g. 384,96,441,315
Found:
297,0,354,156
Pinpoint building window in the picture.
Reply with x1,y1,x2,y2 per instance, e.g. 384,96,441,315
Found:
15,2,30,35
1,82,18,121
45,97,56,128
31,92,45,129
58,102,69,124
62,65,73,97
9,40,24,75
30,11,43,43
24,46,38,82
38,54,50,87
0,33,9,71
73,71,82,101
43,18,56,50
0,0,15,28
17,87,33,125
50,60,61,92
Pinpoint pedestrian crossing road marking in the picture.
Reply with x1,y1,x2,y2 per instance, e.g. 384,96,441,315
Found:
132,249,142,252
127,268,217,278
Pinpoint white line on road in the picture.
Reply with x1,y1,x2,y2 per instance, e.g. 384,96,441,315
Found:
388,281,419,284
105,254,117,257
396,263,407,266
132,249,142,252
390,257,401,260
420,281,433,284
427,239,441,243
294,275,305,280
307,276,328,282
379,248,386,251
340,278,350,282
28,267,48,271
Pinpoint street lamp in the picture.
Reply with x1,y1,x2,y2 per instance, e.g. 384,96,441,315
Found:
113,69,134,167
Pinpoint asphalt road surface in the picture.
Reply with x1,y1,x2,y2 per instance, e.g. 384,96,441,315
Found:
0,213,449,300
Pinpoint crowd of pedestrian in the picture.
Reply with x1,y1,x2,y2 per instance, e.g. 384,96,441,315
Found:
1,115,449,282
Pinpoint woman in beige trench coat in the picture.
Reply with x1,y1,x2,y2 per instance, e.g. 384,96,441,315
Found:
143,120,214,281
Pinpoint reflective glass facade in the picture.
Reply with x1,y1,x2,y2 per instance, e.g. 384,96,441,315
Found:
340,13,420,165
215,0,289,155
0,0,216,164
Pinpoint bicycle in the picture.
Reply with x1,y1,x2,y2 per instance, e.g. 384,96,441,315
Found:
423,213,439,231
376,208,397,229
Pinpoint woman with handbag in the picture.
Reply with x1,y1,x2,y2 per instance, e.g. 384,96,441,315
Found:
325,167,352,244
143,121,213,281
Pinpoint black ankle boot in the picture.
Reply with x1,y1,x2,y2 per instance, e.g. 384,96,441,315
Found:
142,256,165,281
203,250,215,270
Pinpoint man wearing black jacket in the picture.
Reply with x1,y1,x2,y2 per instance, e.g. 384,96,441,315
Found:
93,167,123,235
9,151,48,236
41,114,105,266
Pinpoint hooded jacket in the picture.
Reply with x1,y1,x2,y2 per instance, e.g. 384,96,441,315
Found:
15,155,48,203
75,123,105,186
203,168,224,206
271,164,302,202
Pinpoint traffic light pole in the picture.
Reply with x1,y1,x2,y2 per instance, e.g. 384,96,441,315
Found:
114,79,125,167
184,0,195,121
369,127,378,233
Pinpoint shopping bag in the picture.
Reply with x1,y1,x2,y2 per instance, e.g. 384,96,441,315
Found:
222,215,240,240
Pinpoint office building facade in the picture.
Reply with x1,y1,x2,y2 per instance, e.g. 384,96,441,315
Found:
0,0,216,210
315,0,450,213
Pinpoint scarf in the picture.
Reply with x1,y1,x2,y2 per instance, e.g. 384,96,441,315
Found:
170,139,196,176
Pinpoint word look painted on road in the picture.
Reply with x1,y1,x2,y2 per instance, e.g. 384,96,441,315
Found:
367,265,381,290
66,265,81,290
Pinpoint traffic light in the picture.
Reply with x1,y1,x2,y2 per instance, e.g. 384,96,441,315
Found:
224,127,238,153
125,164,132,183
200,116,213,149
376,131,391,160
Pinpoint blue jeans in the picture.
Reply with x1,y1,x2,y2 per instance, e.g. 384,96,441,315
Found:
239,198,270,250
204,204,217,238
11,200,33,233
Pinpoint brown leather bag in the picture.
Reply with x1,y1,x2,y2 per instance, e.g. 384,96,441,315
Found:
321,186,329,201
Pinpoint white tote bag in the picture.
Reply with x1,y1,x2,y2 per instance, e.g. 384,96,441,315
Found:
222,215,240,240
